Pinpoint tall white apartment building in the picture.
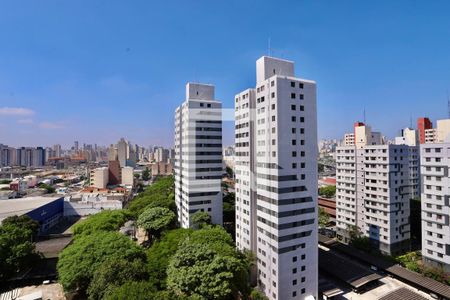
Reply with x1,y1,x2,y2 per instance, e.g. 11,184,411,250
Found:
420,143,450,272
174,83,223,228
336,124,419,255
235,56,318,300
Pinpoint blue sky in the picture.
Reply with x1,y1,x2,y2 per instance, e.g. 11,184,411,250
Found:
1,1,450,148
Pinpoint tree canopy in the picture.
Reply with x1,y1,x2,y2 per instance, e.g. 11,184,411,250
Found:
166,226,249,299
191,211,211,229
87,258,149,300
72,209,130,236
319,185,336,198
142,168,150,181
318,207,330,228
128,176,175,217
146,228,193,289
137,207,175,240
57,231,146,294
0,215,39,281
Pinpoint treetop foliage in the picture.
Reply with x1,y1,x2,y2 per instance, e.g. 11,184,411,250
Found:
72,209,131,236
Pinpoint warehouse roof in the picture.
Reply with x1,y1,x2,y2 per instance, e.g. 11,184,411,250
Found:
0,196,62,222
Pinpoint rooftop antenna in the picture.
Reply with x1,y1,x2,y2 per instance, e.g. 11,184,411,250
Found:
447,89,450,118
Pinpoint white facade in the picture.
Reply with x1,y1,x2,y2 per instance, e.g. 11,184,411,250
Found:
395,127,418,146
336,138,419,255
420,143,450,272
343,133,355,146
121,166,134,186
425,128,437,143
436,119,450,143
235,56,318,300
174,83,223,228
89,167,109,189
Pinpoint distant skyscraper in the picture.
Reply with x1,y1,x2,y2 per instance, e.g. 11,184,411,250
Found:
117,138,128,168
74,141,79,151
235,56,318,300
174,83,223,228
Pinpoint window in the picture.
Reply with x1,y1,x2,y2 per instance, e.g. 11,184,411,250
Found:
300,94,304,100
292,279,297,285
292,256,297,262
292,268,297,274
301,254,306,260
292,116,296,122
292,140,296,145
292,151,297,157
301,266,305,271
271,81,274,87
292,128,296,133
291,93,296,99
301,288,305,294
272,116,276,122
299,83,304,88
272,139,276,145
300,117,305,123
292,292,297,297
300,105,304,111
291,104,296,110
292,163,297,169
301,277,305,283
291,81,295,87
207,103,211,108
271,92,275,98
200,103,204,107
272,104,275,110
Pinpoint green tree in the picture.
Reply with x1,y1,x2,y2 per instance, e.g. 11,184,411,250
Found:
250,289,269,300
38,183,55,194
128,176,175,217
146,229,193,289
318,207,330,228
0,215,39,281
137,207,175,240
72,210,130,236
57,231,146,295
225,166,233,178
87,258,149,300
104,282,187,300
319,185,336,198
142,168,150,181
166,226,250,299
191,211,211,229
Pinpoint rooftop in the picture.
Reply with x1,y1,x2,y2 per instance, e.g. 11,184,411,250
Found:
0,196,62,222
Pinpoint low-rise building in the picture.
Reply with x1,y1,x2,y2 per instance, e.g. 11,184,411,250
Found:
0,196,64,233
150,162,173,176
121,166,134,186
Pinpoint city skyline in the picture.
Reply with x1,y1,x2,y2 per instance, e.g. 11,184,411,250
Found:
1,1,450,147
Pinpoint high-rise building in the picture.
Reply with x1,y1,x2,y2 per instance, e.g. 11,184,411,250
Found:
117,138,128,168
74,141,79,151
235,56,318,300
417,117,432,144
174,83,223,228
336,125,419,255
420,143,450,272
108,160,122,185
90,167,109,189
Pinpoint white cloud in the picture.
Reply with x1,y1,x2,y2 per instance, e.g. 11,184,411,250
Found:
17,119,34,124
39,121,65,129
0,107,35,116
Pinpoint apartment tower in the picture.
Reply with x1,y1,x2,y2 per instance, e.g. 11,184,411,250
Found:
336,124,419,255
420,143,450,272
235,56,318,300
174,83,223,228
